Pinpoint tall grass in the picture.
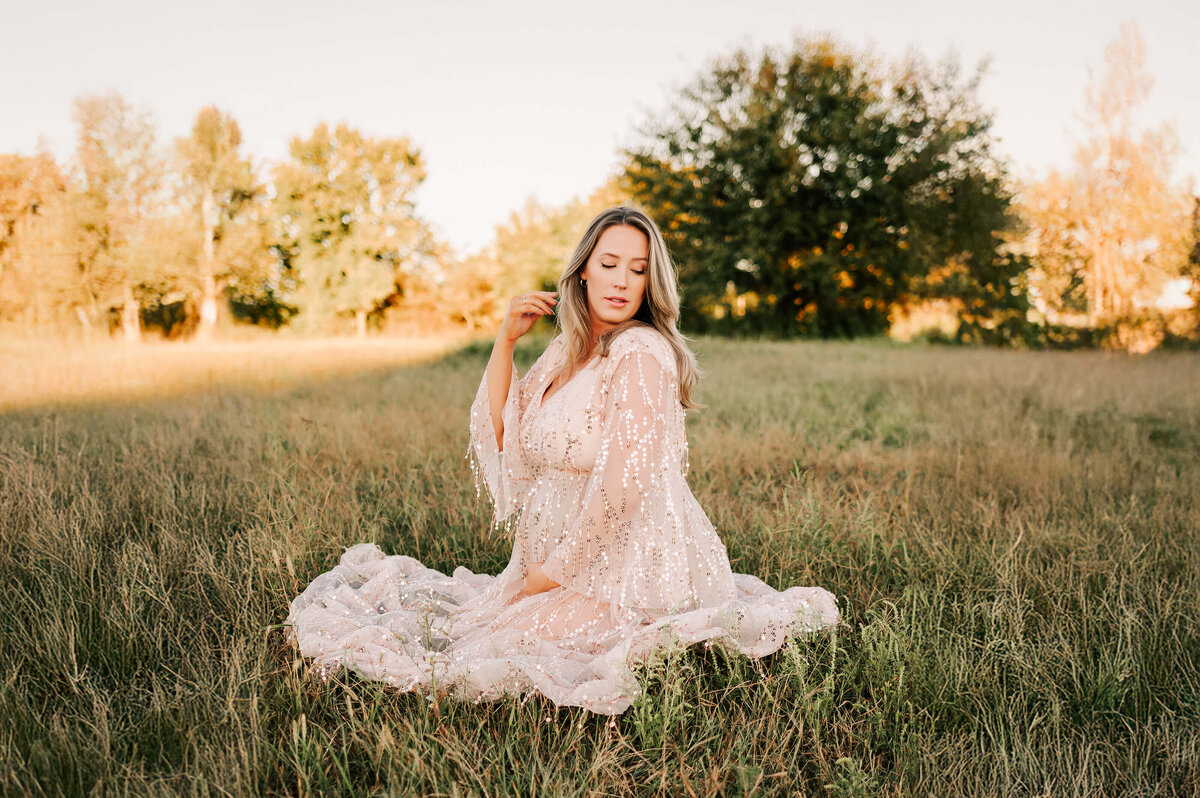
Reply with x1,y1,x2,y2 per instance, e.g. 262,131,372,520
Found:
1,335,1197,795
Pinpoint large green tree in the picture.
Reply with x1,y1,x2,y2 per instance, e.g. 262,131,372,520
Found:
273,122,434,336
623,36,1024,338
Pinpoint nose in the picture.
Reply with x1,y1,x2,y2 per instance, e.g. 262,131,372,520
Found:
613,267,627,289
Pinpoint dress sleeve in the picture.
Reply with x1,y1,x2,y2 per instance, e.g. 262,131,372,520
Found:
467,336,561,526
541,329,700,612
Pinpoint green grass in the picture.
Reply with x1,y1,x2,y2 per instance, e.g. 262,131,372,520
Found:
1,335,1198,796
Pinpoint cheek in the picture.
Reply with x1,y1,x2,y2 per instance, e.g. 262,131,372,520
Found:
635,280,649,304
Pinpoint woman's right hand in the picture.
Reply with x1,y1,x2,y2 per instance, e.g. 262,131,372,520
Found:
498,291,558,344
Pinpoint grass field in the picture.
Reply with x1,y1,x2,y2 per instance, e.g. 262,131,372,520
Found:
1,333,1198,796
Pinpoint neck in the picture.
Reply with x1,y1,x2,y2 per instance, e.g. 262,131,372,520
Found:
589,321,615,342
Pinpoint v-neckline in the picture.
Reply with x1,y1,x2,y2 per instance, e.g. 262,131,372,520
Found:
539,354,598,407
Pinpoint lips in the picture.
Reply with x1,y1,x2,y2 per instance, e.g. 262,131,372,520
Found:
604,296,628,307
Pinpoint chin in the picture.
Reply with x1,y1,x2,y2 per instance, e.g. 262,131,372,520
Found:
590,287,648,325
592,306,634,326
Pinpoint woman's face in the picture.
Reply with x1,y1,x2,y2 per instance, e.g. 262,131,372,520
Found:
581,224,649,338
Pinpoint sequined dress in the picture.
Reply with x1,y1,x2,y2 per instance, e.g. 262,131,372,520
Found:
285,325,839,714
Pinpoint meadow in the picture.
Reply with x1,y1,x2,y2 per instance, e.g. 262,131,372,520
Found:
0,333,1198,796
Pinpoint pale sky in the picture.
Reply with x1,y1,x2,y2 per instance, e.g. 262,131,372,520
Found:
2,0,1196,256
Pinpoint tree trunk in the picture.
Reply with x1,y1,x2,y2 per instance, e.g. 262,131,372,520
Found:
1088,236,1113,327
198,274,219,340
196,190,219,340
355,309,368,338
122,284,141,342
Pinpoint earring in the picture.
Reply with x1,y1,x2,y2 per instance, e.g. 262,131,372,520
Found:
580,277,587,287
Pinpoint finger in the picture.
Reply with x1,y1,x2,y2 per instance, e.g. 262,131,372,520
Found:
514,292,557,309
511,295,555,318
525,298,555,316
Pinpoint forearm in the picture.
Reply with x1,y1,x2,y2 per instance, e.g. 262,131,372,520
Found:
486,335,516,450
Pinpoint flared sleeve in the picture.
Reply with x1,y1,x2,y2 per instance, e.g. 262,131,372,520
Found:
467,336,563,526
541,327,732,613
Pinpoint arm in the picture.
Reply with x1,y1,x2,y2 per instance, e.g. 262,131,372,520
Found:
467,291,558,524
485,336,516,450
486,291,556,449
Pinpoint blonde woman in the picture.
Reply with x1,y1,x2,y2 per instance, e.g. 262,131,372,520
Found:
286,206,839,714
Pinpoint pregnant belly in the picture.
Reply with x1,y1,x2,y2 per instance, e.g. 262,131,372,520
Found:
512,468,590,566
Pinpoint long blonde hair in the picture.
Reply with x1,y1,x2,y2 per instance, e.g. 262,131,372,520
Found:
552,206,702,409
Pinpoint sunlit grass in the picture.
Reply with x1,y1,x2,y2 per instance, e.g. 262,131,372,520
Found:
1,335,1197,795
0,332,469,412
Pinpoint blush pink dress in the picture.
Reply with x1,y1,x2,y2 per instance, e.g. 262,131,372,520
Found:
286,325,839,714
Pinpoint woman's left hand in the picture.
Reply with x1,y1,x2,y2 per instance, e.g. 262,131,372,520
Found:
523,562,560,595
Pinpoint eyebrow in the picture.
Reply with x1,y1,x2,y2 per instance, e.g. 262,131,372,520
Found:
599,252,649,263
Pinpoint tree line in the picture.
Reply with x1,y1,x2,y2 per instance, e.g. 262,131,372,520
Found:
1,24,1196,350
0,102,443,340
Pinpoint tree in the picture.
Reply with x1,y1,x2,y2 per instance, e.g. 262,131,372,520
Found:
1184,196,1200,333
71,91,164,340
436,250,505,332
623,36,1023,338
434,176,635,333
175,106,271,339
493,176,634,296
272,122,435,336
0,151,82,327
1019,23,1192,346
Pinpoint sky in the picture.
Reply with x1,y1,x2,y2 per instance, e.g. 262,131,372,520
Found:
2,0,1196,257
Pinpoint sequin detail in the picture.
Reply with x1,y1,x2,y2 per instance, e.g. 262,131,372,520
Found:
286,326,840,714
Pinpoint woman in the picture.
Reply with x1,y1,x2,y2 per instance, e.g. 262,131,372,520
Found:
286,206,839,714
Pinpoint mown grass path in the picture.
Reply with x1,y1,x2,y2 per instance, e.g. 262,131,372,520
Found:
1,336,1198,796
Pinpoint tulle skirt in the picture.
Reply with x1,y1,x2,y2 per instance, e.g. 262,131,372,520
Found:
285,543,839,715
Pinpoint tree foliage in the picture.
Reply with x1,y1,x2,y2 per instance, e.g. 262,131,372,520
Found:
1181,196,1200,337
71,91,165,339
1019,23,1193,348
0,30,1191,348
0,152,82,326
494,177,634,296
623,36,1025,338
175,106,272,337
437,176,634,331
272,122,436,335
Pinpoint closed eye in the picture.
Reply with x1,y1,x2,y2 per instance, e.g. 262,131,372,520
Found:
602,263,647,275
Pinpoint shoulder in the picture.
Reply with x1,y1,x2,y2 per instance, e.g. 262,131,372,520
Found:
541,332,571,363
605,325,677,377
543,333,566,358
520,334,565,381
